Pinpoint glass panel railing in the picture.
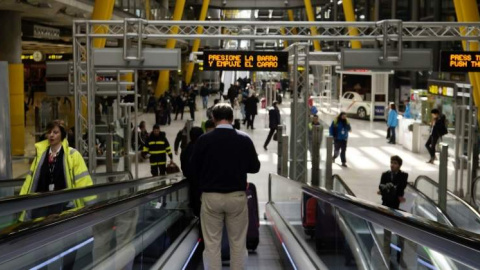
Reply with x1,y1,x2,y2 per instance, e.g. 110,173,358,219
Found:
473,177,480,210
415,176,480,234
0,174,183,234
0,179,192,269
269,173,480,270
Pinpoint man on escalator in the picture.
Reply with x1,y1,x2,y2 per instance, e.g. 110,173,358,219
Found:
378,155,408,268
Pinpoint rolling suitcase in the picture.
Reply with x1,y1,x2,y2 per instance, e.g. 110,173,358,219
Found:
246,182,260,251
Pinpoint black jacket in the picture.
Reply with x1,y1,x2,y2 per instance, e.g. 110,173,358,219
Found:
191,127,260,193
379,170,408,209
174,128,188,152
429,117,447,143
268,107,281,129
245,96,259,115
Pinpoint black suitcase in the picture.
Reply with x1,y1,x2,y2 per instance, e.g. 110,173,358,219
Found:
155,109,167,125
246,182,260,251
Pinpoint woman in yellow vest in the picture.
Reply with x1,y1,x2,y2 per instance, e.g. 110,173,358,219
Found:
19,120,95,221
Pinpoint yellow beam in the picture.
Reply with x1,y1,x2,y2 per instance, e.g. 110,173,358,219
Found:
145,0,151,20
9,64,24,155
280,27,288,48
342,0,361,49
453,0,480,113
156,0,186,97
288,9,298,35
91,0,115,49
185,0,210,85
304,0,321,51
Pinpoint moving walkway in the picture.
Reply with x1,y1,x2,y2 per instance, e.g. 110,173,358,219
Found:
0,173,479,269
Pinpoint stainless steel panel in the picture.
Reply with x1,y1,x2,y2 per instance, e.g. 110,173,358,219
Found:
93,48,181,70
341,49,433,70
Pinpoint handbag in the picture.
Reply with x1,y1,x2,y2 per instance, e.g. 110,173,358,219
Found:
166,162,181,174
273,131,278,141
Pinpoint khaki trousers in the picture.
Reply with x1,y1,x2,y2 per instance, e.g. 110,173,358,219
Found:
201,191,248,270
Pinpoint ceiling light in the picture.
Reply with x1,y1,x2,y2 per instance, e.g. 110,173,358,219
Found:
337,0,342,4
360,15,365,19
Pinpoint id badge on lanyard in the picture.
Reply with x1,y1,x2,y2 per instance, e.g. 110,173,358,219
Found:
49,183,55,191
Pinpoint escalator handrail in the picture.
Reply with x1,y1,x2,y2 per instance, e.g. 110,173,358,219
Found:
414,175,480,218
0,179,189,264
0,173,183,217
0,171,134,188
332,174,356,196
270,173,480,269
471,176,480,208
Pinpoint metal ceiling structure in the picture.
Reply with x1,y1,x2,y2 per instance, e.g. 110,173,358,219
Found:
73,18,480,181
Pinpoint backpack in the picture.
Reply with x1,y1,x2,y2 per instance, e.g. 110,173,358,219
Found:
310,106,318,115
437,115,448,137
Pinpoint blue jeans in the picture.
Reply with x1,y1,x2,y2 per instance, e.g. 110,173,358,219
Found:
389,126,396,143
202,96,208,109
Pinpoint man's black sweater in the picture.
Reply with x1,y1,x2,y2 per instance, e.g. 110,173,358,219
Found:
191,126,260,193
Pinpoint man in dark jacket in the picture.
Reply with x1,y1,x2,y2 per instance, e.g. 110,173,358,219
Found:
378,155,408,267
263,101,281,150
425,109,447,164
174,122,189,155
181,127,204,217
378,155,408,209
200,84,209,109
244,92,259,129
142,124,173,176
191,103,260,269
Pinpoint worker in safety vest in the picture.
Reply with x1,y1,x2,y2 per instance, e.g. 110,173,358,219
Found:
19,120,95,221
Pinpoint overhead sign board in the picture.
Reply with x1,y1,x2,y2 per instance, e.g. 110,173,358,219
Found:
427,79,457,97
440,51,480,72
341,49,433,71
203,51,288,71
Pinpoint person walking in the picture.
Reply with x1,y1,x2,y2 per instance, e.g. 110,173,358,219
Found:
200,83,209,109
308,114,321,153
174,122,189,156
174,93,186,120
263,101,281,150
387,103,398,144
187,91,196,121
191,103,261,270
142,124,173,176
244,92,259,130
329,112,351,167
425,109,448,164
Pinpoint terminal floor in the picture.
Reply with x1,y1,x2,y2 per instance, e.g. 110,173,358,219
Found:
15,94,464,207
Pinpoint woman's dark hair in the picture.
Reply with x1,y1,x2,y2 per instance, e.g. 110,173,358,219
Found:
212,103,234,121
139,121,146,129
190,127,204,143
337,112,347,122
46,120,67,140
390,155,403,167
431,108,440,115
390,103,397,111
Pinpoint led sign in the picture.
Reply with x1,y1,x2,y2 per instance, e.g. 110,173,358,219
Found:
427,80,456,97
203,51,288,71
440,51,480,72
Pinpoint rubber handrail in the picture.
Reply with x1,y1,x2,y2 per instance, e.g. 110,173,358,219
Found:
414,175,480,218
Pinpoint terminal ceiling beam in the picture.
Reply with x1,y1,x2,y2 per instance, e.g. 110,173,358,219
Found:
156,0,186,98
91,0,115,49
304,0,321,51
453,0,480,113
342,0,362,49
185,0,210,85
191,0,322,10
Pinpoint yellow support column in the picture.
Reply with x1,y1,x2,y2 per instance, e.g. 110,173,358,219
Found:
453,0,480,109
92,0,115,49
156,0,186,97
145,0,151,20
185,0,210,85
342,0,362,49
280,27,288,48
304,0,321,51
9,64,24,155
288,9,298,35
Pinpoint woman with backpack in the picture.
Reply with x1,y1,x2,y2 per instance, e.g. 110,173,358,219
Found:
387,103,398,144
329,112,352,167
425,109,448,164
